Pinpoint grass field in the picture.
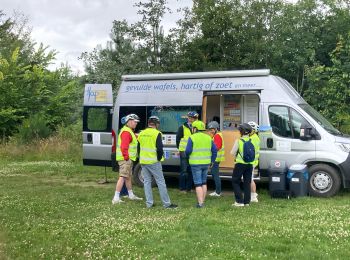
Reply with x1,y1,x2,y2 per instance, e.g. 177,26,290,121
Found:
1,157,350,259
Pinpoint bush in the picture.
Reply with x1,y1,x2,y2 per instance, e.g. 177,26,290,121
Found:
15,113,52,144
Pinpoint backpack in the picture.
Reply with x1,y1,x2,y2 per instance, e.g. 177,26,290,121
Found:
239,138,255,163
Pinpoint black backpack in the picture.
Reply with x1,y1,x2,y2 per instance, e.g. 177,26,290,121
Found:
239,138,255,163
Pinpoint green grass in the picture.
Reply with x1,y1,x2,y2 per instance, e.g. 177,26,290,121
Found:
1,159,350,259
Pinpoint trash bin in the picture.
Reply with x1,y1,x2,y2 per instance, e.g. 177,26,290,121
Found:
269,160,288,197
287,164,309,197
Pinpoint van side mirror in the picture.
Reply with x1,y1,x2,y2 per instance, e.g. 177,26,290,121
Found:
300,124,314,141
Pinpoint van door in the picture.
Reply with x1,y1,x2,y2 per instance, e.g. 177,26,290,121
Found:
83,84,113,166
260,104,316,170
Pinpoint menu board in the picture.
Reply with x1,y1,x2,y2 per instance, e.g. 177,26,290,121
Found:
223,95,241,129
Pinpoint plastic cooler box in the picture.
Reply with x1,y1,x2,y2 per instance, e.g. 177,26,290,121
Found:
287,164,309,197
268,160,288,197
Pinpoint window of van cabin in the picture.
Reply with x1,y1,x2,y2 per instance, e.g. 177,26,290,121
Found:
148,106,202,133
119,106,147,133
85,107,111,132
269,106,310,139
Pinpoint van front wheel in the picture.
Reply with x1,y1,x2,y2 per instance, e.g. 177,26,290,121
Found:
308,164,341,197
132,163,156,187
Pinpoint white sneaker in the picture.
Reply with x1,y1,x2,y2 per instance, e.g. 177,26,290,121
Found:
251,197,259,203
209,192,221,197
112,198,124,204
128,195,143,201
232,202,244,207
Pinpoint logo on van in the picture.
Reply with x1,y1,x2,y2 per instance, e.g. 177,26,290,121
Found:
86,86,107,102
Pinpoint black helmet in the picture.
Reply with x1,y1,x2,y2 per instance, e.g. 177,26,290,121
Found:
148,115,160,124
238,123,252,135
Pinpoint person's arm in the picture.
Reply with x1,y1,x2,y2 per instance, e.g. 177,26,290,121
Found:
213,134,222,150
156,133,164,161
176,125,183,149
230,139,239,156
185,137,193,157
211,141,218,163
120,131,132,161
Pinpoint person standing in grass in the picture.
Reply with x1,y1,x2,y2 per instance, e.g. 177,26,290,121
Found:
207,121,225,197
230,123,254,207
138,116,177,209
112,114,143,204
186,120,217,208
176,111,198,193
247,121,260,203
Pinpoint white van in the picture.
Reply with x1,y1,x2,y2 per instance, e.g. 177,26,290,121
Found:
83,70,350,197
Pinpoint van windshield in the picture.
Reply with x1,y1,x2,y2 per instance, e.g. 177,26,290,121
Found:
299,104,342,135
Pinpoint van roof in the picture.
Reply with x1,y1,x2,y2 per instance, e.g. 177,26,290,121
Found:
122,69,270,81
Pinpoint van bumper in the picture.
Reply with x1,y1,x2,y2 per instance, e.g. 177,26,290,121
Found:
339,153,350,188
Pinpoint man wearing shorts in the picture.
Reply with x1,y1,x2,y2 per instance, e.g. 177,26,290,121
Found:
112,114,143,204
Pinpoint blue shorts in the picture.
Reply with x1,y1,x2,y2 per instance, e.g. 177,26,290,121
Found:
191,164,209,186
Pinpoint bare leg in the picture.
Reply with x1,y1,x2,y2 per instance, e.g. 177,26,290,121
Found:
115,177,125,192
202,184,207,203
195,187,204,204
124,177,132,190
251,180,256,193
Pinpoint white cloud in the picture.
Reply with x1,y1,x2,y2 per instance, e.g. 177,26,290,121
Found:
2,0,192,74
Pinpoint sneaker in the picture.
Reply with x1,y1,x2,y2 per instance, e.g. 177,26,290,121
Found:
232,202,244,207
196,203,204,208
209,192,221,197
244,204,250,207
112,198,124,204
165,204,178,209
250,197,259,203
128,195,143,201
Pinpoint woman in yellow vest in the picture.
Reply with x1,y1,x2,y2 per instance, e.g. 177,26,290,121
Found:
207,121,225,197
112,114,143,204
248,121,261,203
230,123,254,206
186,120,217,208
138,116,177,209
176,111,198,193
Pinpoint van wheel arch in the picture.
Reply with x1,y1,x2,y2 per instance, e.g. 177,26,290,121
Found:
307,163,341,197
132,163,156,187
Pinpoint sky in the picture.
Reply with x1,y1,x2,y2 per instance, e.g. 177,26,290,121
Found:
2,0,192,74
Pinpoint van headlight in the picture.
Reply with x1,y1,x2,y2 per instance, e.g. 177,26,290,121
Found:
337,143,350,153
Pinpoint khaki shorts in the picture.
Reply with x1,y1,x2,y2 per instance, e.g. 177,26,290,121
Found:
118,160,133,178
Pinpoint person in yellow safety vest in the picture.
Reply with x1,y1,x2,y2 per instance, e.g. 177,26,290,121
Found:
230,123,254,207
176,111,199,193
185,120,217,208
207,121,225,197
248,121,260,203
112,114,143,204
138,116,178,209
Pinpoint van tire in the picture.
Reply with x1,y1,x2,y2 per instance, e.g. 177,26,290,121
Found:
308,164,341,197
132,163,156,187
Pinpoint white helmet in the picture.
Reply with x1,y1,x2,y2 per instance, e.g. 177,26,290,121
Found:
125,114,140,123
247,121,259,132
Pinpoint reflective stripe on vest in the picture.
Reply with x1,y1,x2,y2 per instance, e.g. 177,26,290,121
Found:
250,133,260,167
138,128,164,165
214,132,225,162
189,132,212,165
235,136,253,165
179,125,192,152
116,126,138,161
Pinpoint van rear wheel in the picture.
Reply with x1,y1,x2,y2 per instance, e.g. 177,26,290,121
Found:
308,164,341,197
132,163,156,187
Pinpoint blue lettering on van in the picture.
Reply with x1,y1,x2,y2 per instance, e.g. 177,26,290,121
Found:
86,86,97,101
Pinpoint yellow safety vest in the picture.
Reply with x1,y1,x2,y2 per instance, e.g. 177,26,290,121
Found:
179,125,192,152
189,132,212,165
214,132,225,162
116,126,138,161
138,128,164,165
235,136,254,165
250,133,260,167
